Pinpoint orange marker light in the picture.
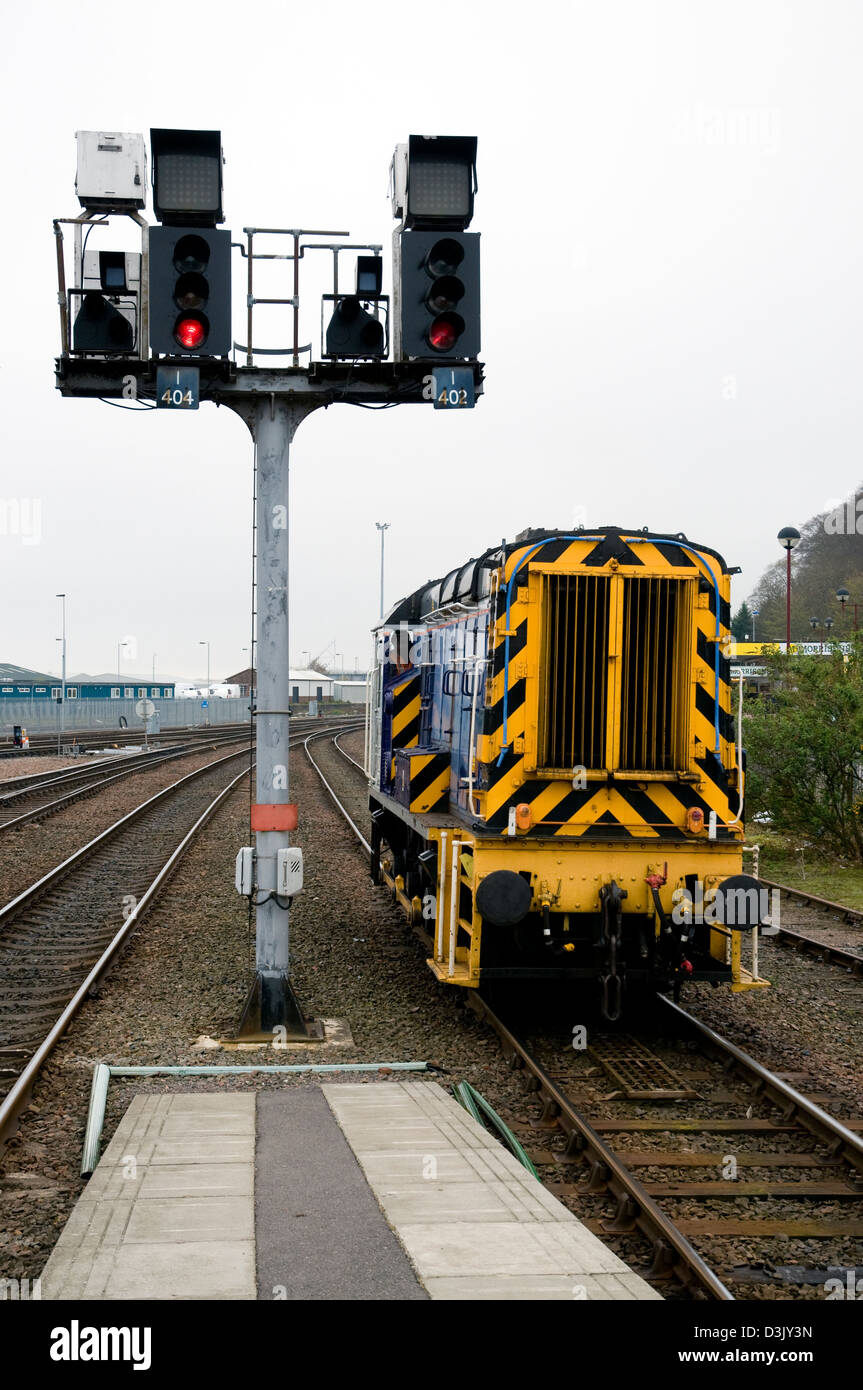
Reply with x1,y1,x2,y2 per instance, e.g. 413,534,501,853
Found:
685,807,705,834
515,803,532,831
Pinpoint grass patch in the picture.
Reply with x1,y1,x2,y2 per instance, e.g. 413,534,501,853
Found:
745,825,863,909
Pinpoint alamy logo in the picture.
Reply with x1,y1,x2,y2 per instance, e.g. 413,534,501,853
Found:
0,1276,41,1299
50,1320,151,1371
824,495,863,535
672,882,779,927
0,498,42,546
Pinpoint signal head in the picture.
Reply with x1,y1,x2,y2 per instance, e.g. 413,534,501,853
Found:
150,129,224,226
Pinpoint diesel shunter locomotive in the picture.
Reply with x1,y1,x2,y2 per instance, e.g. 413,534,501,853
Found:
366,527,767,1020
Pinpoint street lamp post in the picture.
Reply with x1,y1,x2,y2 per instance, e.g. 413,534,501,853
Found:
56,592,66,755
836,587,859,632
752,608,759,644
199,641,210,725
777,527,801,650
810,616,822,653
375,521,390,619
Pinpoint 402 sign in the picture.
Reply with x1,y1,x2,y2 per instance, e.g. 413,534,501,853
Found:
425,368,475,410
156,366,200,410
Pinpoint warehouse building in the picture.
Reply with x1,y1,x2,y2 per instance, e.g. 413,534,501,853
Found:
0,663,174,700
225,667,336,701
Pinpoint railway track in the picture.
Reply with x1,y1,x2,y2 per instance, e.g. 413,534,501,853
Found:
0,729,250,833
0,719,360,1155
470,999,863,1300
0,722,252,760
313,728,863,1300
756,878,863,976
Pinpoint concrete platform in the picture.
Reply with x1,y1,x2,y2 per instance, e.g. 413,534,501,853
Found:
323,1082,661,1300
41,1093,256,1300
41,1081,661,1301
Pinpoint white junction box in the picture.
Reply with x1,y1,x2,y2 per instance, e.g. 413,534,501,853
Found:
76,131,147,209
277,847,304,897
235,846,254,896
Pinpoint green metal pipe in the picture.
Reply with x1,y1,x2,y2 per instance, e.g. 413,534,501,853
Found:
81,1061,429,1175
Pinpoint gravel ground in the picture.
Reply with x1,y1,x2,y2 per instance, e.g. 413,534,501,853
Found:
0,738,251,908
0,755,94,779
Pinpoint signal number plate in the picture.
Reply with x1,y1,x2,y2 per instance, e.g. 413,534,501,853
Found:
156,366,200,410
431,367,475,410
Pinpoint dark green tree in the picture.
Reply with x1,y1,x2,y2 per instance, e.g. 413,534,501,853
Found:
732,601,753,641
744,638,863,859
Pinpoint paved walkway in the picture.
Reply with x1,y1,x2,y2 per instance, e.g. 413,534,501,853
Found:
323,1081,660,1300
41,1093,255,1299
41,1081,661,1301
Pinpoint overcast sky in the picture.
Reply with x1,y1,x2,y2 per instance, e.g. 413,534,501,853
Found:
2,0,861,681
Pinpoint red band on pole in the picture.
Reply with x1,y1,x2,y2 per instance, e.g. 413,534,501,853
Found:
251,803,298,831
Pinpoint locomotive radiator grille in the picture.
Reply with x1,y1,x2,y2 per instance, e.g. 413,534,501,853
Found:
537,571,692,774
538,573,610,770
619,576,690,772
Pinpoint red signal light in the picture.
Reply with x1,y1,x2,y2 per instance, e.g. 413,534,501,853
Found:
429,319,455,352
175,316,207,350
428,314,463,352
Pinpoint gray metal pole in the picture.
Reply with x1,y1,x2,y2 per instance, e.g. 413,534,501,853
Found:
238,397,321,1039
58,593,66,754
376,521,389,619
200,640,210,725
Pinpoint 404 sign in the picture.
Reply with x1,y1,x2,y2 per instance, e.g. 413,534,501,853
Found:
427,368,475,410
156,366,200,410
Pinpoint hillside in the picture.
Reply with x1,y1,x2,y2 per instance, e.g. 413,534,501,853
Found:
743,483,863,641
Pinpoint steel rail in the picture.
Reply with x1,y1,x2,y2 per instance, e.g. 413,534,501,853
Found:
657,995,863,1171
0,720,356,1152
0,729,244,797
761,876,863,925
0,733,250,834
304,726,371,851
463,993,734,1299
0,760,252,1151
0,745,253,931
0,722,253,759
771,925,863,975
332,729,365,775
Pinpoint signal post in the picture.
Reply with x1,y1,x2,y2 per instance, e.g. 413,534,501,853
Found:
54,130,482,1040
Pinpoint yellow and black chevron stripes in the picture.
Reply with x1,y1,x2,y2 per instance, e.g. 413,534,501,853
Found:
391,674,420,748
481,775,736,839
475,534,739,838
389,673,421,782
407,752,450,814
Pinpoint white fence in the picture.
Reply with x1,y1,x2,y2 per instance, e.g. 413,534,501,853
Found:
0,697,252,734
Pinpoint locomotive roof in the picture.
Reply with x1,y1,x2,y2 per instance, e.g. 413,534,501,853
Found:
379,526,734,627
